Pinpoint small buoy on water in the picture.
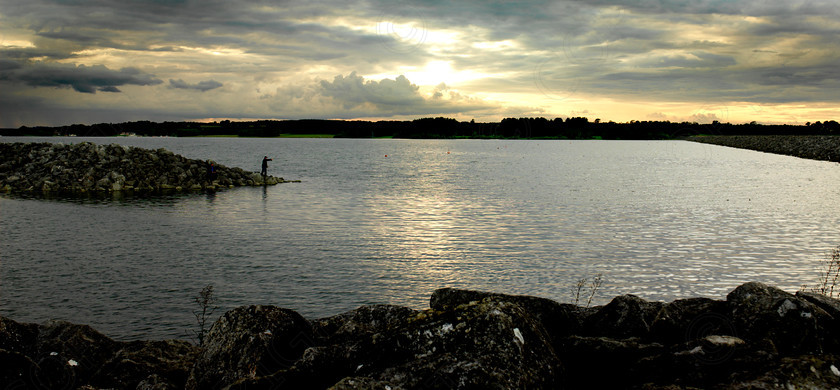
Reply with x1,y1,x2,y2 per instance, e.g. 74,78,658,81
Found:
385,154,388,157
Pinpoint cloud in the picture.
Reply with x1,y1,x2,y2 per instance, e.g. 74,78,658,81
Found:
169,79,223,92
690,112,722,124
318,72,424,109
2,0,840,126
637,52,737,69
265,72,515,119
1,62,162,93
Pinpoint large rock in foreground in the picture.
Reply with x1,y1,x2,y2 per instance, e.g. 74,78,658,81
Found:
224,300,562,389
0,142,296,194
2,282,839,389
0,317,199,389
191,282,840,389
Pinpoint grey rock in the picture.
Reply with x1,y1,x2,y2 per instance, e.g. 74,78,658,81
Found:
2,282,840,389
724,353,840,389
726,282,834,354
0,348,40,389
186,305,314,390
558,335,665,388
313,304,418,345
34,320,121,386
0,316,199,390
235,300,562,389
690,135,840,163
0,316,39,355
649,297,733,344
0,142,296,195
583,294,665,338
91,339,199,389
430,287,594,342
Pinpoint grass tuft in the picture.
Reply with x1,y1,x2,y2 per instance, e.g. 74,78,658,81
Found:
813,246,840,299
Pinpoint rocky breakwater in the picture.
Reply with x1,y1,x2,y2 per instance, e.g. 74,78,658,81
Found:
2,282,840,389
689,135,840,162
0,142,296,194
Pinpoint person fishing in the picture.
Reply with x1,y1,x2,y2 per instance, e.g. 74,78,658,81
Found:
261,156,273,180
207,162,217,181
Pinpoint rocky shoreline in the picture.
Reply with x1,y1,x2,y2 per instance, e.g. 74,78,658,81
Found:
1,282,839,389
0,142,297,195
689,135,840,162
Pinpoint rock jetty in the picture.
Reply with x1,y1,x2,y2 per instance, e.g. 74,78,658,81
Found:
2,282,839,389
0,142,296,194
689,135,840,162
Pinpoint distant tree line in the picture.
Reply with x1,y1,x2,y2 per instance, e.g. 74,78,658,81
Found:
3,117,840,139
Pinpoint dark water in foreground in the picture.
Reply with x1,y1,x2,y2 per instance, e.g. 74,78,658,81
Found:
2,137,839,340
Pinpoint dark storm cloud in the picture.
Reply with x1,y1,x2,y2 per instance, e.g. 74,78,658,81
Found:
0,46,77,61
169,78,223,92
3,62,162,93
565,0,837,17
0,59,23,72
597,57,840,104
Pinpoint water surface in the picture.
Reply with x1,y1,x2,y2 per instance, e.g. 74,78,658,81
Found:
2,137,838,340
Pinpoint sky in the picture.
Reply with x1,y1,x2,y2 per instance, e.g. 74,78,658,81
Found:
1,0,839,128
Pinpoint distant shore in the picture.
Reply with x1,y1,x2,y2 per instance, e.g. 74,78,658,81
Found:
5,117,839,139
689,134,840,162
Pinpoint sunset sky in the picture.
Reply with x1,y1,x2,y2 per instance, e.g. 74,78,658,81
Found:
1,0,839,127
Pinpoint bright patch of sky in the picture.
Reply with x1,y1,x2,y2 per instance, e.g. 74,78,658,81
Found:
1,0,839,127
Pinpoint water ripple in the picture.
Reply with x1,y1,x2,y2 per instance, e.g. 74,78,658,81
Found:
2,138,839,339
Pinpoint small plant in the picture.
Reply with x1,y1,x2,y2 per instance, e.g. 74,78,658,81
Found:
193,284,219,347
572,278,587,306
813,246,840,299
572,273,604,307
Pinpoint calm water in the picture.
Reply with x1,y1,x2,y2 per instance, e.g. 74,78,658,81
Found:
2,137,839,340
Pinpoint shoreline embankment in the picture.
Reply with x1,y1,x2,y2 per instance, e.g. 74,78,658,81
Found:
1,282,838,389
689,135,840,162
0,142,297,195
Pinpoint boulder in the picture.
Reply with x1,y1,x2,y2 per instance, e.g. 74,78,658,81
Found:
186,305,314,390
2,282,839,389
583,294,665,339
726,282,834,354
234,300,563,389
0,316,40,355
91,339,200,389
557,335,665,388
32,320,121,387
430,287,594,342
312,304,418,345
648,297,733,344
0,315,207,390
725,354,840,389
0,348,40,389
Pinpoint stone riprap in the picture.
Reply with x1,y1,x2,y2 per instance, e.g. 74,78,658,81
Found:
689,135,840,162
1,282,839,389
0,142,295,194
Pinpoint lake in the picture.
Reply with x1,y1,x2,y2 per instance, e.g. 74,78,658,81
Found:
1,136,839,340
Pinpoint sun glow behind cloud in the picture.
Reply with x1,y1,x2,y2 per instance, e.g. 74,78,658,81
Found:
1,0,839,126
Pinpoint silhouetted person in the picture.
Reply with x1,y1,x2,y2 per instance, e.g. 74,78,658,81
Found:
207,162,217,181
261,156,272,178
